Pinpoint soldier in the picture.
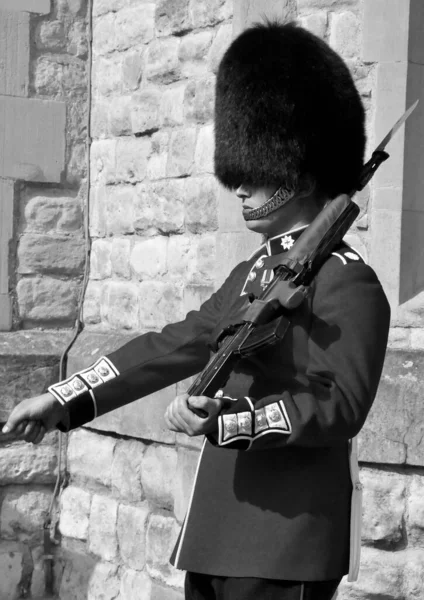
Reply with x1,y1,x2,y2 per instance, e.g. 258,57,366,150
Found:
3,22,390,600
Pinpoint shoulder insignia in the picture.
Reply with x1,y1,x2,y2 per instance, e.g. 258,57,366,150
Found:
331,245,365,266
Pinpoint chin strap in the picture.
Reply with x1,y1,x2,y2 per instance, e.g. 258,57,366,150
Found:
243,185,296,221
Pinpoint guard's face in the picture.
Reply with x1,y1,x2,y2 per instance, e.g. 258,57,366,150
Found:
236,183,295,236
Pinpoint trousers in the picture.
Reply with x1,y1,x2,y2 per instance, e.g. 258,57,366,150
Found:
185,572,341,600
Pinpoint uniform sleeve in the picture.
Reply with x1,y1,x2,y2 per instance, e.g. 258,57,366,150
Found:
207,261,391,451
50,263,247,432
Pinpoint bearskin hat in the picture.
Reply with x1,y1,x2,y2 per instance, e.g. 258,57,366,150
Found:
214,21,365,198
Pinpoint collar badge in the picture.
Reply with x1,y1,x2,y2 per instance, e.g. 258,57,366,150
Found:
280,235,295,250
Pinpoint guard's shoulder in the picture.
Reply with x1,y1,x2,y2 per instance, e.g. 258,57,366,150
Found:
329,242,365,266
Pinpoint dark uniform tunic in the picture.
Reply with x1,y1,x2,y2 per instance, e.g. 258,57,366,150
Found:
50,226,390,583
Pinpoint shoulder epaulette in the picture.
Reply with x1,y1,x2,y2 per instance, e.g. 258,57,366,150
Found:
331,244,365,266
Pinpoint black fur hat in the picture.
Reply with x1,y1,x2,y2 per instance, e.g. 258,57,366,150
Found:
214,21,365,198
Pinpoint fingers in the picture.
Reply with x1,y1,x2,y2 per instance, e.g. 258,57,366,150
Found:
23,421,45,444
165,396,192,434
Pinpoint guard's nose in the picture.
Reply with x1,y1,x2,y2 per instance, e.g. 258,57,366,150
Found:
236,184,252,199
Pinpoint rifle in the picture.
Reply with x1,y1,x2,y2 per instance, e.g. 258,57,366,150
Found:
187,101,418,417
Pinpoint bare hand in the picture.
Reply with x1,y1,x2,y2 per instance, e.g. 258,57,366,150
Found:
2,393,67,444
165,394,223,437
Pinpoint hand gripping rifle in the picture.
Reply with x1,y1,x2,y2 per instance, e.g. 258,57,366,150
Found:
187,101,418,417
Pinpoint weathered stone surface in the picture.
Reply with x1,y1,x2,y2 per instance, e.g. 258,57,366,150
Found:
161,84,187,127
174,446,200,523
117,502,149,569
179,31,213,61
93,54,123,96
67,20,88,57
35,20,66,51
184,77,215,123
31,544,64,599
115,137,151,183
407,474,424,545
182,285,215,316
189,0,232,27
156,0,191,36
0,10,29,98
139,281,185,328
152,583,185,600
115,4,155,50
82,280,104,325
298,12,327,39
403,548,424,599
410,328,424,349
111,237,132,280
122,50,144,92
91,97,110,139
388,327,410,349
141,444,178,510
359,350,424,466
121,569,152,600
59,485,92,541
21,188,82,234
147,131,169,180
131,237,168,281
17,277,79,326
208,22,233,73
87,561,120,600
112,439,146,502
134,180,185,235
194,124,214,174
102,281,139,330
167,234,216,285
146,513,183,588
0,488,51,541
167,128,197,177
105,185,136,235
361,468,406,545
329,11,360,59
17,234,85,276
68,428,116,488
0,542,23,600
89,494,118,561
184,176,218,233
130,87,162,135
90,239,112,280
109,95,132,137
59,549,97,600
146,38,181,84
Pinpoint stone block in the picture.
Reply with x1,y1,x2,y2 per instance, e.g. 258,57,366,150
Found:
68,428,116,488
167,128,197,177
407,474,424,545
0,10,29,97
90,185,107,237
131,87,162,135
183,284,215,315
329,11,360,59
194,124,214,174
184,77,215,123
115,137,151,183
91,97,110,139
112,438,146,502
359,349,424,466
122,49,144,92
21,188,82,234
89,495,118,561
102,281,140,330
146,37,181,84
35,19,65,51
0,179,14,295
0,489,51,542
138,281,185,328
93,12,116,55
82,280,104,325
66,140,87,185
152,583,185,600
361,468,406,545
105,185,136,235
67,20,88,57
117,502,149,569
173,446,200,523
17,277,79,326
109,95,132,137
0,295,12,331
411,329,424,349
0,0,50,12
0,95,66,183
141,444,178,510
115,4,156,50
58,549,97,600
389,328,411,349
207,22,233,74
179,31,213,61
87,561,120,600
0,542,23,600
362,0,409,63
156,0,191,36
32,56,62,96
189,0,232,28
17,234,85,276
134,179,185,234
121,569,152,600
167,234,216,285
298,13,327,39
147,132,169,180
184,176,218,233
111,237,132,279
161,83,187,127
90,239,112,280
92,54,123,96
130,237,168,281
59,485,91,540
146,513,182,588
